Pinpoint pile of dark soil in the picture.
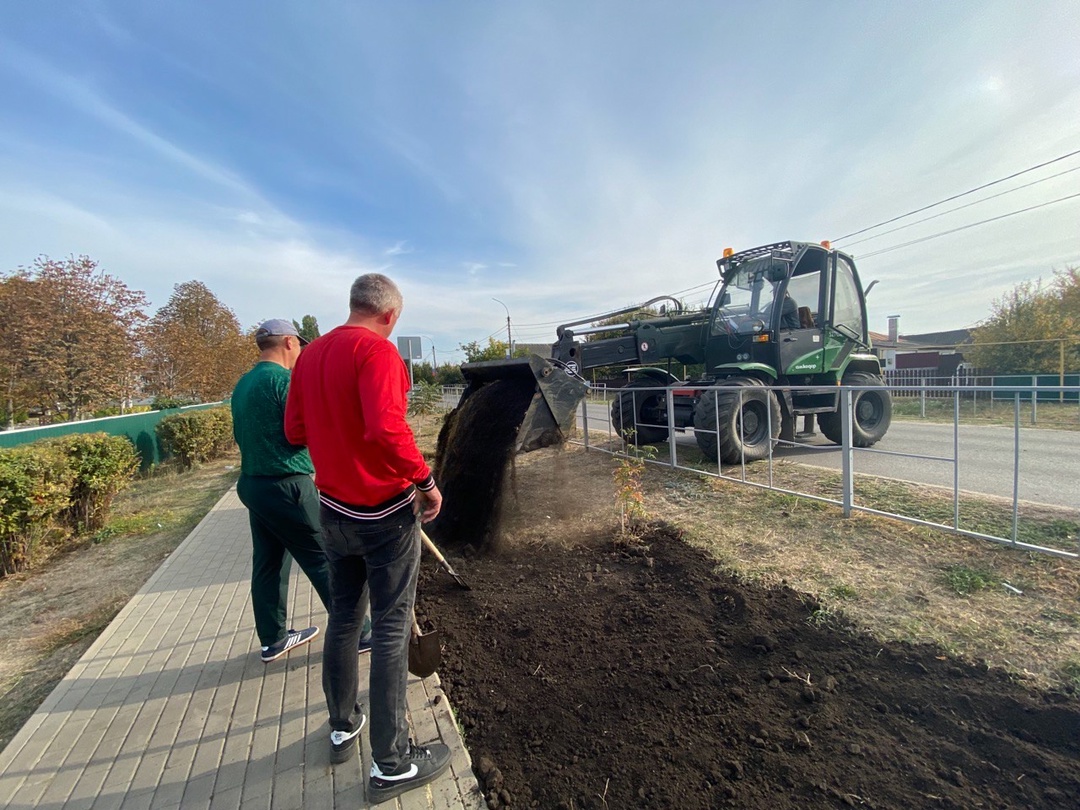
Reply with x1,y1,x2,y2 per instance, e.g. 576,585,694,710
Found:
417,524,1080,810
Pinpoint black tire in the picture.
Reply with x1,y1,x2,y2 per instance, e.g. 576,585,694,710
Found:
693,377,781,463
817,371,892,446
611,378,669,445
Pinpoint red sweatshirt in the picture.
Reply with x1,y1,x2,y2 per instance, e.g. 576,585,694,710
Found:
284,325,434,519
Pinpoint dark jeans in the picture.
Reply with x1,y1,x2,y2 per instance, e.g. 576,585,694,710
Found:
237,473,332,647
320,504,419,771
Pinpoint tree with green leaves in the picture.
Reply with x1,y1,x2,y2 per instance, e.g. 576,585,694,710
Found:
968,268,1079,374
460,337,528,362
142,281,257,401
435,364,465,386
411,361,437,385
292,314,321,343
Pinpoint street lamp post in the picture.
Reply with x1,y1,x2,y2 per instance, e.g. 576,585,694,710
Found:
492,297,512,358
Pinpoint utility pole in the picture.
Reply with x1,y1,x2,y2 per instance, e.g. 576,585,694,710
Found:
492,297,512,358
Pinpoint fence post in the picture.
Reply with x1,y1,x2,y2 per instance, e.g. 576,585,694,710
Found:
841,387,853,518
920,378,926,418
953,389,961,529
738,387,747,481
580,392,590,451
1031,375,1038,425
1012,394,1021,545
666,387,677,468
766,383,774,490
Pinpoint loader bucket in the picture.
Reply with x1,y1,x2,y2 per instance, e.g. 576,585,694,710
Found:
430,355,587,553
457,354,588,453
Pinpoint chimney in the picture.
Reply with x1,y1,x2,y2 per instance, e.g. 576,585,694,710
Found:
887,315,899,343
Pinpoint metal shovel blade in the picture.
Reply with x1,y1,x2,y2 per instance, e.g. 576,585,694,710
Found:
408,622,441,678
420,529,471,590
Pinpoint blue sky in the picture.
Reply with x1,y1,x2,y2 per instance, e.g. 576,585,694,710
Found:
2,1,1078,364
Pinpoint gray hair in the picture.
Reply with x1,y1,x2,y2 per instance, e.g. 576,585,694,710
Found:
349,273,403,316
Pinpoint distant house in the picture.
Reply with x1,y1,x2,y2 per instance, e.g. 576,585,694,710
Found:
871,317,973,377
895,329,973,376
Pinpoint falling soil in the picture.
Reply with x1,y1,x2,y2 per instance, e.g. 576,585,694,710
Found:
417,524,1080,810
430,378,537,552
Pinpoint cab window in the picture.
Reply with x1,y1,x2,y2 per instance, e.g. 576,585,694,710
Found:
832,257,864,338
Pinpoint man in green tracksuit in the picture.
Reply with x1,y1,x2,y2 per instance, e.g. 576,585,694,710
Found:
231,319,334,662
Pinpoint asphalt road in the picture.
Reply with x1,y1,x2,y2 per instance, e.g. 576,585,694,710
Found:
583,402,1080,511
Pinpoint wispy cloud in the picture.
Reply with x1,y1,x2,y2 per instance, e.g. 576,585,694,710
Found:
0,1,1077,361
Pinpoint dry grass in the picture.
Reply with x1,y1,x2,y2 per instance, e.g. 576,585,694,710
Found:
892,397,1080,431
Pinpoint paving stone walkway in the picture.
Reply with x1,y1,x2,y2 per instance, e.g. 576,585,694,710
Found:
0,488,485,809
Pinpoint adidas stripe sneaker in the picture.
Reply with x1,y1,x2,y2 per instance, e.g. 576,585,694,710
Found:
369,741,451,804
260,626,319,663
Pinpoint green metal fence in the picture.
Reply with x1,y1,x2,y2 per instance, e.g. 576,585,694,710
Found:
992,374,1080,402
0,403,227,468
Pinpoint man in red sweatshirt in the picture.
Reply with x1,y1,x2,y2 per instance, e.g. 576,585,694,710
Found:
284,273,449,802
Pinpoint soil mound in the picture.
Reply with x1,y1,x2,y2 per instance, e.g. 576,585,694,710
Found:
418,525,1079,810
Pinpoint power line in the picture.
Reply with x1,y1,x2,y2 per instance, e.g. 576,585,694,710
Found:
832,147,1080,243
841,165,1080,248
856,191,1080,259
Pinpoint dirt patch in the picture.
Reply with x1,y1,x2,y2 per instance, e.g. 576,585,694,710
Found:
417,447,1080,810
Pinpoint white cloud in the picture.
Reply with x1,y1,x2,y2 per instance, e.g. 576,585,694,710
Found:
385,241,412,256
1,1,1078,360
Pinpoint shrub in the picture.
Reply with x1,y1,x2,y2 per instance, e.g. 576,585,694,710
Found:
151,395,195,411
1,409,29,427
204,408,235,457
156,407,234,469
0,445,74,575
49,433,140,533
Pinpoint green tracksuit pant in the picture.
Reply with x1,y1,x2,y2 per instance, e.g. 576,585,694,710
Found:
237,473,332,647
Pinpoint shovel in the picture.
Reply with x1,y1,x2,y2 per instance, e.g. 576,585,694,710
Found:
420,528,471,590
408,616,441,678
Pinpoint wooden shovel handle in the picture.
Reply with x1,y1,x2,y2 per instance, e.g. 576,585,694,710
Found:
419,529,448,563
